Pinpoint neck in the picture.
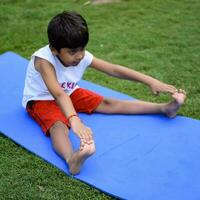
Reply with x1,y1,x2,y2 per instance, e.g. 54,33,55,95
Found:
56,55,69,67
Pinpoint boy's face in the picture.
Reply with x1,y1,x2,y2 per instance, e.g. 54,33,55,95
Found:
53,47,85,67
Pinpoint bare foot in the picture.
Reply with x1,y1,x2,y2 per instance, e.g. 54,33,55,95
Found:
67,142,95,175
163,89,186,118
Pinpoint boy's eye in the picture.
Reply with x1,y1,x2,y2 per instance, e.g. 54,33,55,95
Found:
69,50,77,55
69,48,84,55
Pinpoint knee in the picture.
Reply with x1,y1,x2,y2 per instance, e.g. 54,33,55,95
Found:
49,121,68,135
101,98,115,107
100,98,119,113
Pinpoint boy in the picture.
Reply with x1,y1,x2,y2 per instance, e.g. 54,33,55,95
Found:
22,11,186,175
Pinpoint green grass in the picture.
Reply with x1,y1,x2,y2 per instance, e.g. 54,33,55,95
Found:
0,0,199,199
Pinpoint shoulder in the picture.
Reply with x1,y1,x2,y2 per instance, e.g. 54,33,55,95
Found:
81,50,93,66
84,50,93,60
33,45,50,56
34,56,54,73
85,50,93,57
32,45,56,67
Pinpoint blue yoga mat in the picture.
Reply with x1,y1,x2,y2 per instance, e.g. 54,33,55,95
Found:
0,51,200,200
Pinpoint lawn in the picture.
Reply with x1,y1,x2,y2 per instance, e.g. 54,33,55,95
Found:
0,0,199,199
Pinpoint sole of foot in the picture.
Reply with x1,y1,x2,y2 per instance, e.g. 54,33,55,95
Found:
165,89,186,118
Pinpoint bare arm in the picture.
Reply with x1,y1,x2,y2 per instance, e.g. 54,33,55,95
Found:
35,57,77,117
35,57,92,143
90,57,177,94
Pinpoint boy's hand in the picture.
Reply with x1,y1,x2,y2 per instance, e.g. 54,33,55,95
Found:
70,117,93,148
149,79,177,95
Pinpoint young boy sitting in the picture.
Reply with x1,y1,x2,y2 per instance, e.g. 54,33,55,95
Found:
22,11,186,175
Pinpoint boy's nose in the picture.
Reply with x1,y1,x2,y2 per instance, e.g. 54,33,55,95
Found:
76,51,84,60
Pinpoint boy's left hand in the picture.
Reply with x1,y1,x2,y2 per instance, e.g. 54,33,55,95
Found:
149,79,177,95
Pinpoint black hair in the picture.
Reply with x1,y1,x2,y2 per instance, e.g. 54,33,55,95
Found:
47,11,89,52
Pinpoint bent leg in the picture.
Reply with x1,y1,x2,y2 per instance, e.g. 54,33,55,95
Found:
49,121,73,162
49,121,95,175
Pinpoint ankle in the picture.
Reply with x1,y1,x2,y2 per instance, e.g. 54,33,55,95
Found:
160,103,168,115
65,153,73,163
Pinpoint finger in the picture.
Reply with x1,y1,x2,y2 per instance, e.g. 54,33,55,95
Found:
79,133,85,140
79,133,89,147
171,88,178,93
161,84,176,92
86,127,93,141
178,89,186,95
80,129,90,144
81,127,93,143
152,89,156,95
166,86,178,94
152,90,159,95
84,130,93,144
80,138,85,151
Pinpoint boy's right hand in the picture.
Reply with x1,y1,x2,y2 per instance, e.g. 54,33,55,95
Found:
70,117,93,147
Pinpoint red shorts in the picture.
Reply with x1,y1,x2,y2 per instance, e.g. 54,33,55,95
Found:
26,88,103,135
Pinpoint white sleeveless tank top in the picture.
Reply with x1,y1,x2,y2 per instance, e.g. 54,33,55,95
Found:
22,45,93,108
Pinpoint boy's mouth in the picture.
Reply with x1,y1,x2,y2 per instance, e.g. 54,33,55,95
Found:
71,60,81,66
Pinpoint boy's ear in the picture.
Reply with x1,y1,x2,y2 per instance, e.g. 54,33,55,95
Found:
50,46,58,55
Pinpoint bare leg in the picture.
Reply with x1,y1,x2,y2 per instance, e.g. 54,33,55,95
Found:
49,121,95,175
95,91,186,118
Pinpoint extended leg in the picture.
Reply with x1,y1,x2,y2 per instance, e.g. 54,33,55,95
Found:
95,91,186,117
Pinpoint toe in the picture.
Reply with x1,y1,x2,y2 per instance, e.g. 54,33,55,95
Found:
178,89,186,95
